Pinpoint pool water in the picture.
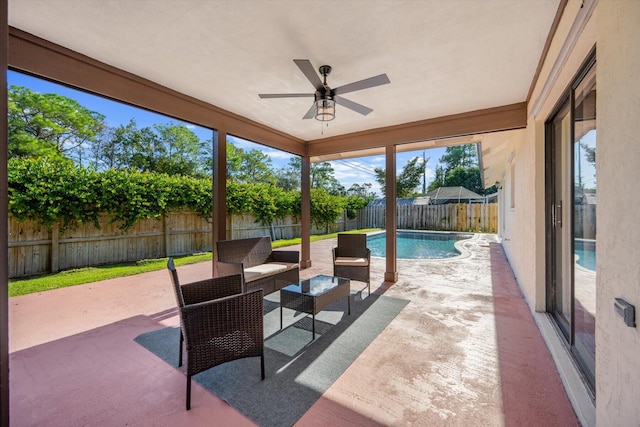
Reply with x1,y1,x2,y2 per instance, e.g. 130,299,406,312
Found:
367,231,471,259
574,240,596,271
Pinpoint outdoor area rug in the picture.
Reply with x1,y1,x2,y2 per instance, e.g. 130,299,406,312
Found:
135,291,409,427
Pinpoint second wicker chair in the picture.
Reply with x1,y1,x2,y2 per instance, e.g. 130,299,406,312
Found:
332,233,371,295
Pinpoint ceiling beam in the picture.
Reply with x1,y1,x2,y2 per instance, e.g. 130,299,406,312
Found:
7,27,306,156
306,102,527,158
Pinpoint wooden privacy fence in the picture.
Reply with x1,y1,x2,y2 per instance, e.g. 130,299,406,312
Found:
228,212,358,240
8,210,359,278
9,204,496,278
8,212,211,279
360,203,498,233
574,204,596,239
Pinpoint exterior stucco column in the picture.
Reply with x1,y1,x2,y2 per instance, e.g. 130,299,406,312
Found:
212,129,227,277
385,145,398,282
300,156,311,268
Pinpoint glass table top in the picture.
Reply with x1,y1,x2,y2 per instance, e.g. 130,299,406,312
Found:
281,275,349,296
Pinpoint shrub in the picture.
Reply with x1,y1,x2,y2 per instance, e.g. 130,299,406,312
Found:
8,157,370,231
8,157,213,230
309,189,345,232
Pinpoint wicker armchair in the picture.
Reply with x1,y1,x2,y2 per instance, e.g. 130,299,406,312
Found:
332,233,371,295
167,258,264,410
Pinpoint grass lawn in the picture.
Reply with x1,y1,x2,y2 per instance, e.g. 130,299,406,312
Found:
9,228,380,297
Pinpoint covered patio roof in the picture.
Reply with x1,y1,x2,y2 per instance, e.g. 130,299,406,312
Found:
8,0,562,168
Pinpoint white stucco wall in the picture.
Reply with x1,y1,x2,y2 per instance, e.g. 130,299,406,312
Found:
500,127,537,307
502,0,596,311
596,1,640,425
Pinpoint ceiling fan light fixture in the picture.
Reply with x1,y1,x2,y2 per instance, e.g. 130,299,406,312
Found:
315,96,335,121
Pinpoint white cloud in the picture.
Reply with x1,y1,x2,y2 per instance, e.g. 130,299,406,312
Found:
425,166,436,180
331,163,373,181
327,160,382,195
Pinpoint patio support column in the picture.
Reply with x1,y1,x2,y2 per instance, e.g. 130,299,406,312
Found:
300,156,312,268
0,0,9,421
212,129,227,277
385,145,398,282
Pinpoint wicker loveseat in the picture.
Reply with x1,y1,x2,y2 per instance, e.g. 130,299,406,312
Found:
216,236,300,295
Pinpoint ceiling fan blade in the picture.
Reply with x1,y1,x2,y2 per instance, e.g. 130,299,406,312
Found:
335,96,373,116
259,93,314,98
302,103,316,120
294,59,324,91
333,73,390,96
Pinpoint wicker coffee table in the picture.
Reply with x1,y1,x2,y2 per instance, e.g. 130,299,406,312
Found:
280,275,351,340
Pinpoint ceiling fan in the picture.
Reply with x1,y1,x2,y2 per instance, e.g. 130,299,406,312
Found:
259,59,390,121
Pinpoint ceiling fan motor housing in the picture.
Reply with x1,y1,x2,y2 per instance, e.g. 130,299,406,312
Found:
319,65,332,77
314,91,334,102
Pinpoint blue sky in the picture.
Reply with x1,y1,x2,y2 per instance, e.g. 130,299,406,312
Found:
9,70,446,195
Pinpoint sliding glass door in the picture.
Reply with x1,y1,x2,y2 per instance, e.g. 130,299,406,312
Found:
546,53,596,394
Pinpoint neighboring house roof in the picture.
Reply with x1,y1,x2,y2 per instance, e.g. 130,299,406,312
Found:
367,189,491,207
425,186,485,204
575,186,597,204
368,196,431,207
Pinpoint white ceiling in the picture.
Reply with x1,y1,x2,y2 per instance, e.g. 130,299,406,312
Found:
8,0,559,142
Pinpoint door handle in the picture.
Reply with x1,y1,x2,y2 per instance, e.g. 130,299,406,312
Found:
555,201,562,227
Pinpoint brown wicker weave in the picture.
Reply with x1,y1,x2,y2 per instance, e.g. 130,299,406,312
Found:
167,258,264,410
216,236,299,295
332,233,371,295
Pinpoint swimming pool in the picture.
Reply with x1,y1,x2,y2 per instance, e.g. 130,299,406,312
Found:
367,231,472,259
574,239,596,271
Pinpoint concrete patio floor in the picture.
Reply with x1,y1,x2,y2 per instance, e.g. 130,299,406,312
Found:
9,234,579,426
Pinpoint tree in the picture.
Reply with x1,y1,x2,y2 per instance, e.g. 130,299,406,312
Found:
275,163,300,191
275,157,345,195
309,189,345,234
439,145,477,170
225,142,244,180
241,149,276,184
346,183,374,198
90,120,208,177
89,126,117,169
122,122,161,172
311,162,345,196
441,166,483,194
581,143,596,165
8,85,105,163
153,123,207,177
428,165,446,191
90,119,137,170
226,142,276,184
427,144,491,195
374,156,427,198
275,157,302,191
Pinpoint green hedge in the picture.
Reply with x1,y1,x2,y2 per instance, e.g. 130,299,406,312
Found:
8,157,364,230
